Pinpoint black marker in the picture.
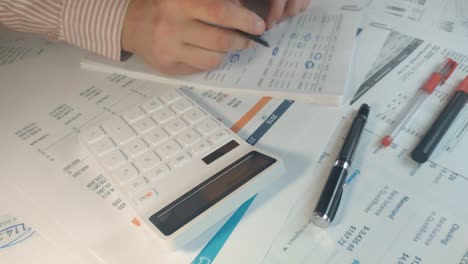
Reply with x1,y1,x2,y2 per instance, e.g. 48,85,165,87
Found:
411,76,468,163
312,104,370,228
235,30,270,47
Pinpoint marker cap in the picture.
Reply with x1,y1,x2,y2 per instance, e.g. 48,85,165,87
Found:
456,76,468,93
422,58,458,93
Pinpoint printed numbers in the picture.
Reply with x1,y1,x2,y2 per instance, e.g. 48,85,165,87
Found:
272,47,279,56
305,60,315,69
230,54,240,63
314,53,322,60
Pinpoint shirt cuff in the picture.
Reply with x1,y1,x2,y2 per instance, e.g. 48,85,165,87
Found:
59,0,130,61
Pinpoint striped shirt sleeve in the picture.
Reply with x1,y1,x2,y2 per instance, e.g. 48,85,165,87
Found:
0,0,130,60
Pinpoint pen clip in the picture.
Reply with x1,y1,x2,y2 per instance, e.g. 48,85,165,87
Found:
438,58,458,85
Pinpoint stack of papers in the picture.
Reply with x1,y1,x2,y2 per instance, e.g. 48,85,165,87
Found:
81,9,361,105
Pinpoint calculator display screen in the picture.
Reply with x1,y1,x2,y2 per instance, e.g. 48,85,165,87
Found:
149,151,276,236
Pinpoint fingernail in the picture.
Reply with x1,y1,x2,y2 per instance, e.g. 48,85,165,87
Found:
254,19,265,33
248,40,255,48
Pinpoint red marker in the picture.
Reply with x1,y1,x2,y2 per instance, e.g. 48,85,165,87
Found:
380,58,458,148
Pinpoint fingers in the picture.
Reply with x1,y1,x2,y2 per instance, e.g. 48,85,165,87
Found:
266,0,287,29
153,43,227,75
158,63,203,76
188,0,266,35
283,0,304,19
266,0,310,29
176,43,226,71
302,0,312,11
181,21,251,52
122,0,272,76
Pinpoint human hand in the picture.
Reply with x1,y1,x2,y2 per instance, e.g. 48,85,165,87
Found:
265,0,312,29
121,0,266,75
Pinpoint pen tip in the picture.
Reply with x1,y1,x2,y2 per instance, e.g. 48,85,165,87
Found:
260,40,270,47
381,136,392,147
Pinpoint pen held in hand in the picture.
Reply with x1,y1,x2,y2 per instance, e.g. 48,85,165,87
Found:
312,104,370,228
235,30,270,48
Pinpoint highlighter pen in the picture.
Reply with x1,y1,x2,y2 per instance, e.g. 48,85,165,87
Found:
411,76,468,163
380,58,458,148
235,30,270,47
312,104,370,228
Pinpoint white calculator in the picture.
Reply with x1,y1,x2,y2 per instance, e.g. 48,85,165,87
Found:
79,88,283,246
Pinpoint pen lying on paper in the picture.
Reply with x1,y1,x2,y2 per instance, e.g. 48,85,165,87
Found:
235,30,270,47
380,58,458,148
411,76,468,163
312,104,370,228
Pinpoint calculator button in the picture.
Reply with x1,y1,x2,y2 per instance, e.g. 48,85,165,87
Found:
124,177,148,194
144,164,170,181
122,107,145,123
190,140,212,155
209,129,231,143
102,117,136,145
160,90,181,103
144,127,169,146
177,128,201,146
142,98,163,113
81,126,106,144
164,118,188,135
196,118,220,135
101,150,127,170
168,152,192,168
133,151,161,171
122,138,148,158
170,98,193,113
112,163,139,184
133,117,156,134
157,140,182,158
183,108,206,124
134,188,158,207
90,137,115,156
151,108,175,124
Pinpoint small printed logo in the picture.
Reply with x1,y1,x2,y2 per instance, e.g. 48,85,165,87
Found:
0,223,36,249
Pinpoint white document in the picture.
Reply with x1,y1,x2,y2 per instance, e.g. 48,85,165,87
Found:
0,178,100,264
0,212,87,264
365,0,468,53
264,30,468,263
0,45,202,264
0,27,52,66
81,10,361,105
0,44,342,264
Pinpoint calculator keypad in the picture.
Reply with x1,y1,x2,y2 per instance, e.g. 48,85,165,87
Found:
81,89,234,209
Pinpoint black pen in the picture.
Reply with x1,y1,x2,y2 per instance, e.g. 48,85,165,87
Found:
411,76,468,163
235,30,270,47
312,104,370,228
